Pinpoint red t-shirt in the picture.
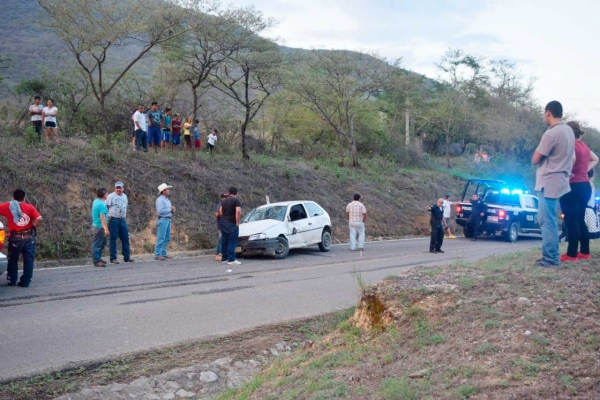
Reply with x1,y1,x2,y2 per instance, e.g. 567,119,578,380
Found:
570,140,592,183
0,202,42,232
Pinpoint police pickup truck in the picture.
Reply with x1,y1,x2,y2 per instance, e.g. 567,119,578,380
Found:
455,179,541,242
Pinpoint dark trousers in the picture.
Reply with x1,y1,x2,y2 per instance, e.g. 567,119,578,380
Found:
470,216,482,240
135,129,147,151
560,182,592,257
220,220,239,262
208,143,214,153
32,121,43,141
92,226,107,263
7,236,36,286
109,218,131,261
430,224,444,251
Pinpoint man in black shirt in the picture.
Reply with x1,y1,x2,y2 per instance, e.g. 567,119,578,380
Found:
217,187,242,265
426,198,445,253
469,194,488,241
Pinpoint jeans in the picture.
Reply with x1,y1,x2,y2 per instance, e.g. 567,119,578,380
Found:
538,190,560,265
7,236,36,286
109,218,131,261
348,221,365,250
32,121,43,141
155,218,171,257
135,129,147,151
216,230,222,254
559,182,591,257
430,224,444,251
92,226,107,263
220,220,239,262
148,126,162,146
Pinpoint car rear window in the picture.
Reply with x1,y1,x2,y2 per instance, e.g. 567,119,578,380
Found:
304,202,324,217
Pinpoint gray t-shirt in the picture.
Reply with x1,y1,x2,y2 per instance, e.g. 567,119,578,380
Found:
105,192,128,218
534,122,575,198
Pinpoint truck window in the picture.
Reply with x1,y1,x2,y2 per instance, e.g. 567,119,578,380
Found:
523,196,535,209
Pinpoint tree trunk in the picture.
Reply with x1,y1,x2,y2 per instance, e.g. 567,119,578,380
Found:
100,98,111,143
405,108,410,146
191,86,198,160
241,113,250,160
350,116,359,168
445,132,451,168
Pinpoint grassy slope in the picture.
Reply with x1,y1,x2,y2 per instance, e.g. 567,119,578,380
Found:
0,135,465,260
218,243,600,400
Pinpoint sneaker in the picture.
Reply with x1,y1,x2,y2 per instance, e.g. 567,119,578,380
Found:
577,252,591,260
99,259,108,265
436,250,445,253
536,259,560,268
7,281,16,286
358,248,364,251
110,260,120,264
449,235,457,239
94,262,106,267
124,259,135,263
155,256,166,261
17,282,29,288
164,256,173,260
560,254,578,263
228,260,242,265
444,235,449,239
429,250,436,253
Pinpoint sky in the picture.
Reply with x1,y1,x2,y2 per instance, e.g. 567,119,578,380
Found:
228,0,600,129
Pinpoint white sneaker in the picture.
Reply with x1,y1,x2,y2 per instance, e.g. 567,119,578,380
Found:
228,260,241,265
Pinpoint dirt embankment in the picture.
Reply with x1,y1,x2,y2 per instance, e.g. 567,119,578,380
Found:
0,137,463,260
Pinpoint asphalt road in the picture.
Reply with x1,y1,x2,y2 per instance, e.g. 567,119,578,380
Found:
0,235,541,381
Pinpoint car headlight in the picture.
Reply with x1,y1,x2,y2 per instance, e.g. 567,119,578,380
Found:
249,233,268,241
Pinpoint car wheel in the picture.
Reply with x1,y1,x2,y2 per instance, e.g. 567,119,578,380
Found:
505,222,519,243
318,230,332,252
273,237,290,259
464,226,474,238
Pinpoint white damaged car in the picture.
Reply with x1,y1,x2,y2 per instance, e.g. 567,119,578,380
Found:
237,201,333,259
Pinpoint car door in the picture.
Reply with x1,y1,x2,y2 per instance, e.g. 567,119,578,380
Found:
286,203,311,248
303,202,327,244
522,195,540,231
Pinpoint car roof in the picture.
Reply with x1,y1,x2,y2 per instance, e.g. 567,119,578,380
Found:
256,201,317,209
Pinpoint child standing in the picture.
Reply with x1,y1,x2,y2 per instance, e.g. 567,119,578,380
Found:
183,116,192,152
194,120,202,150
207,129,218,154
161,108,171,151
171,114,181,152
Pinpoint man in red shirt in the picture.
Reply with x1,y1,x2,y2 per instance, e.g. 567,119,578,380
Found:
0,189,42,287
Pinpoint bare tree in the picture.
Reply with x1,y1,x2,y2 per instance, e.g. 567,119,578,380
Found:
38,0,209,141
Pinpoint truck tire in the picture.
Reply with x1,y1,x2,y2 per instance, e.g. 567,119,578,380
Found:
505,222,519,243
464,226,474,238
273,237,290,259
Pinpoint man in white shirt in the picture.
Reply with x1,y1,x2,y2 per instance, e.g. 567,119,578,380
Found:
442,193,458,239
207,129,218,154
28,96,44,142
346,194,367,251
133,104,148,152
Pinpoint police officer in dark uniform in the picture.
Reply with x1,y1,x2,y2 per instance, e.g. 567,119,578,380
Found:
427,198,445,253
0,189,42,287
469,194,487,241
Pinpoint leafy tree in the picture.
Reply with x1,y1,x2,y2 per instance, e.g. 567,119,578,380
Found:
38,0,207,141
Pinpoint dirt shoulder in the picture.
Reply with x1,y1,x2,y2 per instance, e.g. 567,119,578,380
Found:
219,244,600,399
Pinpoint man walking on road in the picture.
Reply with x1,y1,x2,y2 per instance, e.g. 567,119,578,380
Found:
218,187,242,265
346,194,367,251
0,190,42,287
155,183,175,261
91,188,109,267
106,181,134,264
28,95,44,142
532,100,575,267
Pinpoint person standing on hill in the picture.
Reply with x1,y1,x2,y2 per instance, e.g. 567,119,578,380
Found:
146,102,163,153
426,198,445,253
183,116,193,152
442,193,458,239
532,101,575,267
133,105,148,152
207,129,218,154
558,121,598,262
91,188,109,268
346,194,367,251
29,95,44,142
0,189,42,287
42,99,59,143
161,108,172,151
193,119,202,150
171,113,182,152
106,181,134,264
155,183,175,261
217,187,242,265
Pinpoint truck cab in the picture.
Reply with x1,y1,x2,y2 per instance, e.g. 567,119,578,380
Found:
455,179,541,242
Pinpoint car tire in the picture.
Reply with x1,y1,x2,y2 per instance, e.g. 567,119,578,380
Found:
463,226,474,238
318,230,332,252
505,222,519,243
273,237,290,259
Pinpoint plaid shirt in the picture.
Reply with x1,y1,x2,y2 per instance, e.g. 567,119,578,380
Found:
346,201,366,223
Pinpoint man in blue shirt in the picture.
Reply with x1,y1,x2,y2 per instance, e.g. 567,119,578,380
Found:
146,102,163,153
155,183,175,260
91,188,109,267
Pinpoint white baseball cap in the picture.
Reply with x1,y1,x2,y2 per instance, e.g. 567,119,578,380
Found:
158,183,173,195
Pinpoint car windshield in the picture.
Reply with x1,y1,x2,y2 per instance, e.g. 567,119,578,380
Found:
242,206,287,223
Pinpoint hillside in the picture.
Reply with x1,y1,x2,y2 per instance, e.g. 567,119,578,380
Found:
0,135,464,260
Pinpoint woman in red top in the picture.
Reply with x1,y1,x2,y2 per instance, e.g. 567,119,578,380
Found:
559,121,599,261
